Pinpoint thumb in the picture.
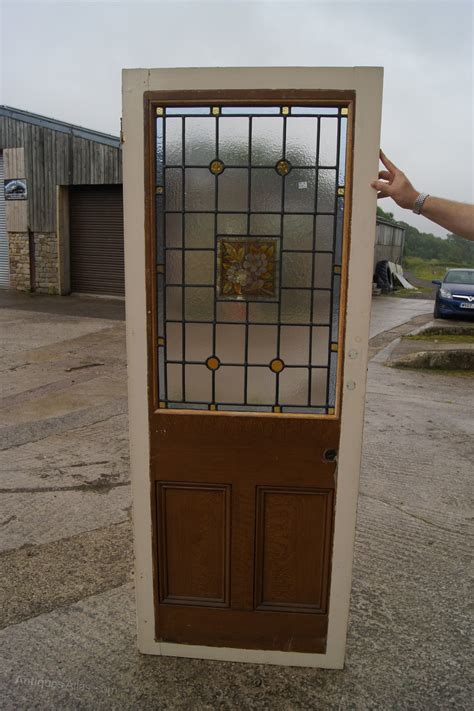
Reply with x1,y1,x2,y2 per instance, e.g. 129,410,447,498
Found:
371,179,392,194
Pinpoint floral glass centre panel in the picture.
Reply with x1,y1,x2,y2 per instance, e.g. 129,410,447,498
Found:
155,104,348,414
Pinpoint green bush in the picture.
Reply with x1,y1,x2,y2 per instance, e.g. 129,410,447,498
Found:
377,207,474,268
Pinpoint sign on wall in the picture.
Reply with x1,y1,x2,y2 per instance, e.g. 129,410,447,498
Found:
4,179,27,201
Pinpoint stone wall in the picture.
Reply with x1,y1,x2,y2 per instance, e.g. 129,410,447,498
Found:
8,233,30,291
33,233,59,294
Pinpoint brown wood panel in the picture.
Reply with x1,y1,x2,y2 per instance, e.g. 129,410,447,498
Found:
156,482,231,606
157,606,328,653
255,487,333,613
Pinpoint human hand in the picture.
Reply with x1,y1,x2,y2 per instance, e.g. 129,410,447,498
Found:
371,150,420,209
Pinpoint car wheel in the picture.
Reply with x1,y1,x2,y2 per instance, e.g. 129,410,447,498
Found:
433,302,443,319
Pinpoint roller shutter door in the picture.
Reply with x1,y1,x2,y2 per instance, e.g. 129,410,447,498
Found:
70,185,124,296
0,153,10,288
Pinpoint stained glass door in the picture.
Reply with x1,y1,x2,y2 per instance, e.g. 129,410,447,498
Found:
147,92,352,653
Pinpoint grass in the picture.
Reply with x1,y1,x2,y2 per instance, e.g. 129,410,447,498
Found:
389,364,474,377
402,257,470,282
403,333,474,343
387,285,433,299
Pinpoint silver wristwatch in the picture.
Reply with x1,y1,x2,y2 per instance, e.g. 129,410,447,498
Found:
413,192,429,214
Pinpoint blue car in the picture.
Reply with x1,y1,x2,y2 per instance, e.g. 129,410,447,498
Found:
432,268,474,319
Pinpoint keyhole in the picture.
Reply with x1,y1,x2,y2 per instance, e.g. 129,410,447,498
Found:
323,449,338,463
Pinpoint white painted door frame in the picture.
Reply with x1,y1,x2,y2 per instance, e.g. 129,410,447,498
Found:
122,66,383,669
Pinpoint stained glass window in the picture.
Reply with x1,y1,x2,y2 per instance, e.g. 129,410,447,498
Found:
155,104,348,414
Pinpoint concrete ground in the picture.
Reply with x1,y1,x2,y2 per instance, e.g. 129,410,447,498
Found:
0,291,472,710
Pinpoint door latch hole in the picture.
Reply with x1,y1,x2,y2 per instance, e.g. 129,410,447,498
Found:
323,449,338,463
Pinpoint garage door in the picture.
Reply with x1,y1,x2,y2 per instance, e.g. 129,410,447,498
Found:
70,185,124,296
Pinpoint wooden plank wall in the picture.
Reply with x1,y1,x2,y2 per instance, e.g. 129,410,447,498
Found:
3,147,28,232
0,116,122,233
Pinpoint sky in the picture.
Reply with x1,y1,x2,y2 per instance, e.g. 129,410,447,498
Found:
1,0,473,237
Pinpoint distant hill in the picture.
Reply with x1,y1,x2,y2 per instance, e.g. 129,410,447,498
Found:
376,207,474,267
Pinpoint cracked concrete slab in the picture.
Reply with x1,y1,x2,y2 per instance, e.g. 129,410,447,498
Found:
0,520,133,628
0,292,471,709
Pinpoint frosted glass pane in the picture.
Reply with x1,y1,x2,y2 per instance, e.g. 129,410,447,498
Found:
218,169,248,212
184,213,214,248
167,107,210,115
335,198,344,263
292,107,338,115
329,352,337,407
248,302,279,323
166,286,182,320
222,106,279,115
185,287,214,321
312,290,330,323
338,118,347,184
285,118,317,166
315,215,334,251
314,253,333,288
249,214,281,235
185,117,215,165
319,118,338,166
156,118,163,184
282,253,312,288
311,368,327,406
283,214,313,250
311,326,330,366
332,275,341,341
317,169,336,213
217,213,247,234
185,169,215,210
167,364,183,401
219,117,249,165
215,366,245,404
279,368,308,406
166,250,182,284
185,251,214,285
281,290,311,323
280,326,310,365
252,117,283,165
166,323,182,360
251,169,282,212
247,367,275,405
165,168,182,210
165,118,182,165
166,213,182,247
216,324,246,363
185,323,213,361
248,325,278,364
285,169,315,213
185,364,211,402
216,301,247,322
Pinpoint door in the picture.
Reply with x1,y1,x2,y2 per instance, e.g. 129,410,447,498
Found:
146,91,353,653
69,185,124,296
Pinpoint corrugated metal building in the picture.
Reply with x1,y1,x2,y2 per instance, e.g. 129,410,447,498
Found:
0,106,124,295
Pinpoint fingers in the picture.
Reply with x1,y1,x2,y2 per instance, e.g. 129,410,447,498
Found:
371,179,392,196
378,170,391,181
379,150,398,173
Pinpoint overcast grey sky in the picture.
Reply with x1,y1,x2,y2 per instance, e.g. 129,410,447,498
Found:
1,0,473,236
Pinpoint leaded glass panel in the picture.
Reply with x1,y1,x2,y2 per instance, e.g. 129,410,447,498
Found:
156,103,348,414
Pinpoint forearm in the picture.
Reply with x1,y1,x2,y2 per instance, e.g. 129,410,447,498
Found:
419,196,474,242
